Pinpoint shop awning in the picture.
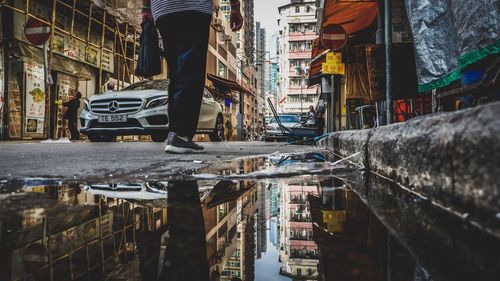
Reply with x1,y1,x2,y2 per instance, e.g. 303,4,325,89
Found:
18,42,93,80
206,86,239,104
322,0,378,35
207,74,254,97
308,37,328,86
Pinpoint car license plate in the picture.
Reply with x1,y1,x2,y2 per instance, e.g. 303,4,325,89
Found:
98,114,127,123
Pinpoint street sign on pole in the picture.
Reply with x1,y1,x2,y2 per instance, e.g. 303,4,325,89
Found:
25,18,51,46
321,24,347,51
23,243,49,274
322,51,345,75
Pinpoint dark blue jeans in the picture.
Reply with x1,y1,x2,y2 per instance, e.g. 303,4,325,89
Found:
156,12,212,138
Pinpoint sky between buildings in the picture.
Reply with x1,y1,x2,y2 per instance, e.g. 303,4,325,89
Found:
254,0,290,58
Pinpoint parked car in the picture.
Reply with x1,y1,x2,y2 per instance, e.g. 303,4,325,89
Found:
264,114,301,142
80,80,224,142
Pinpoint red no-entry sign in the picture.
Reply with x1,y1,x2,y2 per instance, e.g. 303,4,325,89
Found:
23,243,49,273
321,24,347,51
25,18,51,46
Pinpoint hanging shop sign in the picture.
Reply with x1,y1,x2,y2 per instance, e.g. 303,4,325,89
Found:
25,18,51,46
322,51,345,75
101,49,114,73
321,24,347,51
25,61,46,134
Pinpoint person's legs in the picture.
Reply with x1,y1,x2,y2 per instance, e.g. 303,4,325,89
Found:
156,12,211,138
68,118,79,140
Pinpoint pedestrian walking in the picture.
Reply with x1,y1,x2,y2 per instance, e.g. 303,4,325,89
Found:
142,0,243,153
62,90,82,141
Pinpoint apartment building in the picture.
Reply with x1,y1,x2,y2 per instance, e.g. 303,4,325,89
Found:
277,0,319,114
279,181,320,279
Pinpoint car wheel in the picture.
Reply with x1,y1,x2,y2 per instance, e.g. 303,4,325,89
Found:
88,134,115,142
151,133,168,142
209,115,224,142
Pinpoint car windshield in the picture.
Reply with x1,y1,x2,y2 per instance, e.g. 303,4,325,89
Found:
123,80,169,91
271,115,300,123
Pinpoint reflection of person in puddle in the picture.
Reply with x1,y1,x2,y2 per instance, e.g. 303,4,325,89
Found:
158,181,210,281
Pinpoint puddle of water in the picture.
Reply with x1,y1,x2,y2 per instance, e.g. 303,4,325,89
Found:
0,151,498,281
0,178,427,281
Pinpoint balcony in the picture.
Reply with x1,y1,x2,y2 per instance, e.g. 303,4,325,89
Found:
290,251,319,260
290,235,314,241
279,267,319,280
288,32,317,42
290,215,312,222
289,51,312,59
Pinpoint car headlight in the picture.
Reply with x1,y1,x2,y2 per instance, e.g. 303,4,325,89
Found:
83,99,90,111
145,96,168,109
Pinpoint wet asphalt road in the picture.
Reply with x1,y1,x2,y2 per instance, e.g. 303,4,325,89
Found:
0,141,320,181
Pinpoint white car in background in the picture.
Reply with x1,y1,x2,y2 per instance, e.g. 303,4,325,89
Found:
265,114,302,142
80,80,224,142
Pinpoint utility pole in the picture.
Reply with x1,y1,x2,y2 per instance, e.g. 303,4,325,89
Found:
300,75,304,115
384,0,393,124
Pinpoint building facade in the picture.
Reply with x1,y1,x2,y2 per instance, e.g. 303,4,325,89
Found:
277,0,319,115
256,21,266,130
0,0,141,140
218,0,261,140
279,181,320,279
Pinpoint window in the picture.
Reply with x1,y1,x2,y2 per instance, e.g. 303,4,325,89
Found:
295,6,300,13
218,60,228,78
306,6,312,13
271,115,300,124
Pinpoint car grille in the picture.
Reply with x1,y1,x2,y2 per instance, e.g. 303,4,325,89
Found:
146,115,168,125
90,98,143,114
88,119,142,128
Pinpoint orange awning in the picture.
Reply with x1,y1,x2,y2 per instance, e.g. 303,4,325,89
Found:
322,1,379,35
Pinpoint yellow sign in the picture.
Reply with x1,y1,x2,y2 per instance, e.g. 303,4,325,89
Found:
322,210,346,222
322,63,345,75
323,210,347,233
31,186,45,193
326,52,342,64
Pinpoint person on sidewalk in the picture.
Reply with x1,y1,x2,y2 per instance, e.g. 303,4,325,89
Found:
305,105,316,127
63,90,82,141
142,0,243,154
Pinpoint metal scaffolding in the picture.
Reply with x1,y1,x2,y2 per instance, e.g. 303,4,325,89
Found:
2,0,141,92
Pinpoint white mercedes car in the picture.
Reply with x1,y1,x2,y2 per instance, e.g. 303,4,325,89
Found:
80,80,224,142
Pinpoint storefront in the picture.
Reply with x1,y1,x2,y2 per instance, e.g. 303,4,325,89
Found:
310,0,421,130
4,41,94,139
2,0,139,140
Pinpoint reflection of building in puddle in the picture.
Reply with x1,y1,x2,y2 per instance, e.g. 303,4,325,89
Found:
309,179,428,281
2,184,167,281
204,178,266,280
279,179,320,279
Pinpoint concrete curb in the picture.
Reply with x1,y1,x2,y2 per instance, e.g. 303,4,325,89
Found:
319,101,500,224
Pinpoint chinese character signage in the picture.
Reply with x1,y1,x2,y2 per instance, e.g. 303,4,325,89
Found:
322,52,345,75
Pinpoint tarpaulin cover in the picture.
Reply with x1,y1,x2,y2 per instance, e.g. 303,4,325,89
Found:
405,0,500,92
322,1,378,35
18,42,93,80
